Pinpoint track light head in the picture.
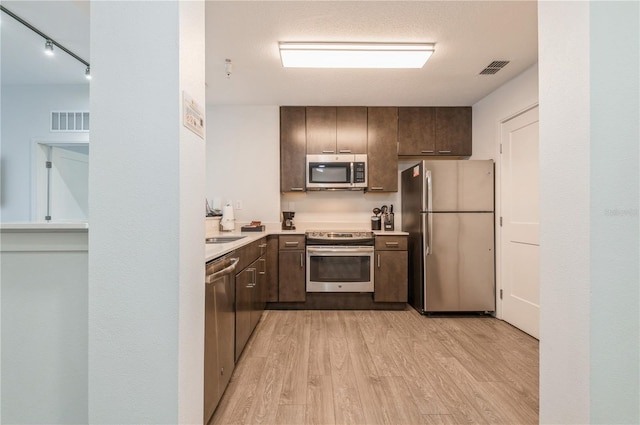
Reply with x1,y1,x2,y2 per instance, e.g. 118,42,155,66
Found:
44,39,54,56
85,66,91,80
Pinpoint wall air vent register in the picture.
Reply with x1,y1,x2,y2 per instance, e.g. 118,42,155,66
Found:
50,111,90,132
479,60,510,75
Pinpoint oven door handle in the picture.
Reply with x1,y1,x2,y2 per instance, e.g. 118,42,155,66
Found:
306,246,374,254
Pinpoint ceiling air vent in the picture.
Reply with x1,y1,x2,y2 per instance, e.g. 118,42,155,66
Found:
479,60,510,75
51,111,90,132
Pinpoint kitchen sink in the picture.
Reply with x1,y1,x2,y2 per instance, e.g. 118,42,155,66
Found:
206,236,246,244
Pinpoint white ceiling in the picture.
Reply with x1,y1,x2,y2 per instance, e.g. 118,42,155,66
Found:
1,1,538,106
1,0,90,85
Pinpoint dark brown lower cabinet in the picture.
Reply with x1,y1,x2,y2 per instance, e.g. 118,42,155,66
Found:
374,236,408,302
252,252,267,331
266,235,279,301
278,235,306,302
278,250,306,302
235,262,255,361
374,251,408,302
235,237,268,361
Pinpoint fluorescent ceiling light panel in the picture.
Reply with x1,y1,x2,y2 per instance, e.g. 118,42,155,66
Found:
279,42,435,69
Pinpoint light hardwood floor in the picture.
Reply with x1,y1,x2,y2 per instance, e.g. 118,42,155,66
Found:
211,308,538,425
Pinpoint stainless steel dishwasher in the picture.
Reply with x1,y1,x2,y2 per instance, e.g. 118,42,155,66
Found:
204,255,238,425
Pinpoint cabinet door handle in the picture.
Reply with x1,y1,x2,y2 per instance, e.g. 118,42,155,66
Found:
369,187,384,191
300,253,304,268
438,150,452,154
259,243,267,248
285,241,299,247
377,254,381,268
385,242,399,247
322,150,335,154
259,258,266,275
249,267,256,284
338,149,351,153
421,150,435,154
290,187,304,191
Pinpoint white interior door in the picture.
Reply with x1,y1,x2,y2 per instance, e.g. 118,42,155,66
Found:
50,145,89,221
500,105,539,338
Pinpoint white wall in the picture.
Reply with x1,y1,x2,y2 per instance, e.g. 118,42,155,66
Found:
177,3,207,423
0,84,89,221
89,2,205,424
471,64,538,161
539,1,639,423
539,3,591,423
588,2,638,422
206,105,281,224
1,230,88,424
471,64,538,320
206,105,405,229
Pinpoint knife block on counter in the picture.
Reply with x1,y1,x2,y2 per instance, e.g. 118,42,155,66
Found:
383,213,394,231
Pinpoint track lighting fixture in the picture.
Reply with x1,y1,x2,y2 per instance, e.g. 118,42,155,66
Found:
1,5,90,80
44,39,54,56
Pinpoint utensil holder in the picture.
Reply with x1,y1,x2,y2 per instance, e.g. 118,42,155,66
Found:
384,213,394,231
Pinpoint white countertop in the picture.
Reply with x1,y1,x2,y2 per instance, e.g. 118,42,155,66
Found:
0,222,89,231
1,221,406,260
205,222,408,262
205,231,268,262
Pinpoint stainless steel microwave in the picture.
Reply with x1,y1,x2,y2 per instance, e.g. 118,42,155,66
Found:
306,154,367,190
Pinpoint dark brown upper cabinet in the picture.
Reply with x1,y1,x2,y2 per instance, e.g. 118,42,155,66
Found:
280,106,306,192
398,107,436,155
398,107,471,157
306,107,367,154
367,107,398,192
336,107,367,154
435,107,472,156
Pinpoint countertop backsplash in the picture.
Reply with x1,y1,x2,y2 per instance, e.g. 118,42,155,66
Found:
281,190,401,231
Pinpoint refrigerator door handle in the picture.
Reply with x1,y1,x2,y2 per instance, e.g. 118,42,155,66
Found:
425,170,433,254
422,169,433,211
422,213,430,255
429,213,433,254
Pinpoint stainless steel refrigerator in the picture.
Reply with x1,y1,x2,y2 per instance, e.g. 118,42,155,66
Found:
401,160,495,313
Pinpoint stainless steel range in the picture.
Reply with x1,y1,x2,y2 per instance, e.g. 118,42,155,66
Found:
305,230,375,293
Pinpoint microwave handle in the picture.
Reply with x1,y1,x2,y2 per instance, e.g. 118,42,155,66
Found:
350,162,354,184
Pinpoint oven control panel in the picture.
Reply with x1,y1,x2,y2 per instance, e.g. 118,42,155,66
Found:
305,230,375,245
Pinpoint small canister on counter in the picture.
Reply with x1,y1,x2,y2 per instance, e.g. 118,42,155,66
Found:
371,215,381,230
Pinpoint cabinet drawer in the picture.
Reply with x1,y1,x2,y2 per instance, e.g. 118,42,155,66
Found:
279,235,305,250
235,238,263,272
375,236,407,251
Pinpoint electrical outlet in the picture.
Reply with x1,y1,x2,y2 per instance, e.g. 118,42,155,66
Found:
235,200,243,210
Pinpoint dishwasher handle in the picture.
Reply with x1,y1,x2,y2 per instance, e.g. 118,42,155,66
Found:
206,257,239,284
